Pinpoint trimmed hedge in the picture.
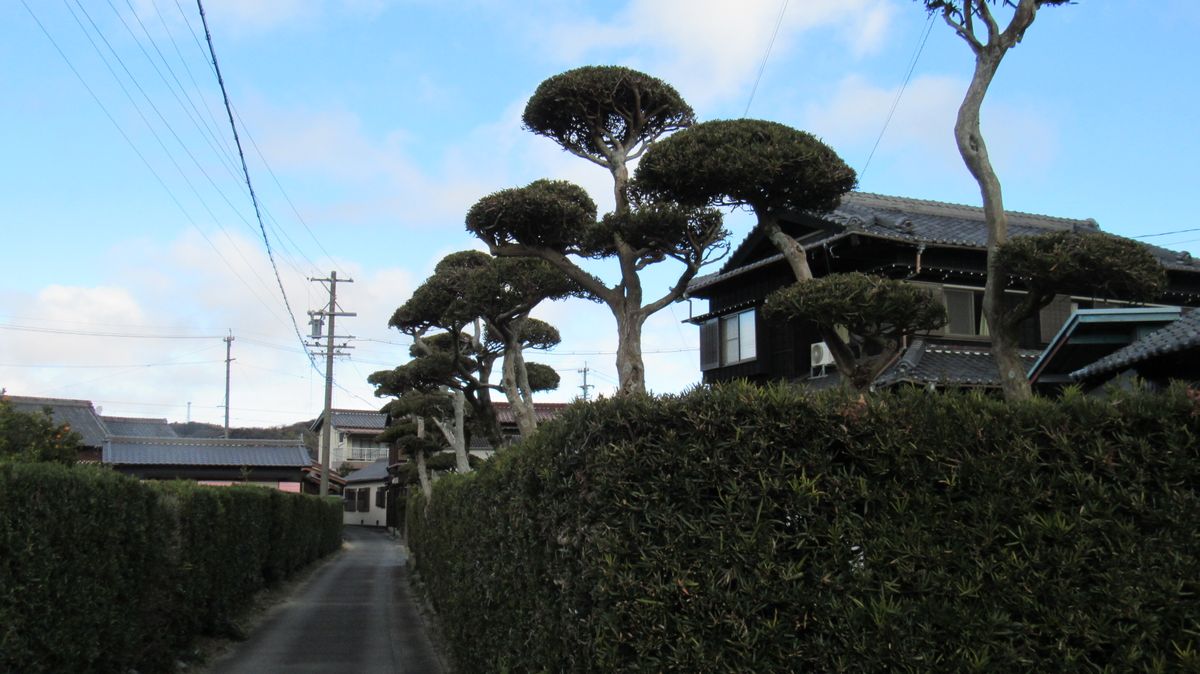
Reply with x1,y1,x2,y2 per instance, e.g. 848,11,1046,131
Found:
408,383,1200,672
0,464,342,673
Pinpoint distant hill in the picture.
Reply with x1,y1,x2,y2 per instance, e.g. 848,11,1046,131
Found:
170,419,319,460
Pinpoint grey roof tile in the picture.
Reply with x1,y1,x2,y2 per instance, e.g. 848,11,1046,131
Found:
100,416,178,438
875,339,1041,388
103,437,311,467
4,395,110,448
690,192,1200,294
1071,310,1200,381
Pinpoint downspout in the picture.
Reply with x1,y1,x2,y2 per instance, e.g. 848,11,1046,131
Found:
915,243,926,276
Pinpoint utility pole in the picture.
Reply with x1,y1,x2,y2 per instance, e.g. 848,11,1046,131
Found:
224,331,235,438
187,401,191,423
578,362,594,401
308,271,355,496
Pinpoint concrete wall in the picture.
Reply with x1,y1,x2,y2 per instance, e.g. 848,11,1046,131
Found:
343,480,388,527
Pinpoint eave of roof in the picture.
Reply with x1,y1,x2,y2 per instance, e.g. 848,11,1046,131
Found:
1071,309,1200,381
1027,307,1183,381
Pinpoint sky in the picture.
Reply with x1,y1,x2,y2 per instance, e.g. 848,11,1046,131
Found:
2,0,1199,427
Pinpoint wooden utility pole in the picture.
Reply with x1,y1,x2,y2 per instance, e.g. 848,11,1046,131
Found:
223,331,234,438
578,362,594,401
308,271,355,496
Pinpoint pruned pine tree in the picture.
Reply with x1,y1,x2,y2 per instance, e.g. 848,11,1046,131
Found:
373,395,450,502
924,0,1071,400
468,66,728,395
636,119,943,390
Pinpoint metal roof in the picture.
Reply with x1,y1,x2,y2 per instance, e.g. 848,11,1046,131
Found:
491,402,569,424
100,416,178,438
689,191,1200,295
1026,307,1183,383
875,339,1042,388
103,437,311,467
3,395,110,448
344,458,390,484
1071,310,1200,381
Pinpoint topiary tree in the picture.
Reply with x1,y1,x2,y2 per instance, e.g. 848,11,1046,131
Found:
469,67,728,396
924,0,1071,400
0,395,80,464
764,274,947,390
522,65,695,215
996,231,1166,337
467,179,725,396
373,392,450,501
636,118,940,388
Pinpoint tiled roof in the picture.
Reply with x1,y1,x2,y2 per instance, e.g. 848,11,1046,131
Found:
101,415,178,438
310,408,387,433
1071,310,1200,381
875,339,1042,388
491,401,569,424
690,191,1200,294
344,458,390,484
3,395,110,448
103,437,311,467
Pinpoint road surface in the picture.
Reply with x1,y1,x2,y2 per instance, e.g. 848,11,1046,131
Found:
210,527,447,673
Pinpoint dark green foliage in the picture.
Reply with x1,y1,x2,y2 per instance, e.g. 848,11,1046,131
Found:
764,272,946,338
466,179,598,253
522,65,694,163
634,119,857,214
594,202,728,264
409,384,1200,672
392,451,482,485
998,231,1167,308
0,398,80,464
0,466,342,673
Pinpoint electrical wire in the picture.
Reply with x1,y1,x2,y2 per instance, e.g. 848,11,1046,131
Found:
859,12,936,181
743,0,790,118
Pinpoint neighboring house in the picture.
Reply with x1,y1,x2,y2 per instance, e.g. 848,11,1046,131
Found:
466,401,570,458
309,408,389,472
104,437,313,491
100,415,178,438
1070,308,1200,389
685,192,1200,390
5,395,110,461
343,458,390,527
1027,307,1184,388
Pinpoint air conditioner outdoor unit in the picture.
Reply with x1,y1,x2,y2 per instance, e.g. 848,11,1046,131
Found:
810,342,835,368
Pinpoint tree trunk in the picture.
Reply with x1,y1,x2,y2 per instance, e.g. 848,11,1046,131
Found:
612,160,630,215
614,311,647,396
763,216,815,282
501,339,539,437
415,418,432,503
954,49,1032,401
451,390,470,473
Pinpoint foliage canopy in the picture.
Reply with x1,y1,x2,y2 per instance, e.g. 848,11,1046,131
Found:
0,398,79,464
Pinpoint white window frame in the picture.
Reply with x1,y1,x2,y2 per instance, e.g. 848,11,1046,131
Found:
720,309,757,365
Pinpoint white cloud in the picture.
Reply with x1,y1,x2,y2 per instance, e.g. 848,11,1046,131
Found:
546,0,896,106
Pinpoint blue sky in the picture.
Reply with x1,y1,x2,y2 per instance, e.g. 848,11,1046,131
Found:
2,0,1198,425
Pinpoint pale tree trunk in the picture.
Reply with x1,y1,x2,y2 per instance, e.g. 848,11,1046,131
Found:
415,417,432,502
946,0,1042,401
431,391,470,474
501,338,539,437
614,310,647,396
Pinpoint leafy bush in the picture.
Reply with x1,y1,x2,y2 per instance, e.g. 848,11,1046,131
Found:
0,465,342,672
409,383,1200,672
0,398,80,464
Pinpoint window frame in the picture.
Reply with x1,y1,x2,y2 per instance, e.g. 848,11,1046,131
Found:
719,308,757,365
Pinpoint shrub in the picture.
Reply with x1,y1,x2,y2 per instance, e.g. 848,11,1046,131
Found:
0,465,342,672
409,383,1200,672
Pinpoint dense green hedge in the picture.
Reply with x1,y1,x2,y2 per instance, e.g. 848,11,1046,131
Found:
0,464,342,673
408,383,1200,672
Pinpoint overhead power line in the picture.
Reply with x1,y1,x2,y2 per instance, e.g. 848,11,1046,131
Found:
859,12,936,180
0,321,223,339
743,0,790,118
194,0,315,369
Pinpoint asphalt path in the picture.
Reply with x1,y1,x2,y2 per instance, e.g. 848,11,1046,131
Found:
209,527,447,673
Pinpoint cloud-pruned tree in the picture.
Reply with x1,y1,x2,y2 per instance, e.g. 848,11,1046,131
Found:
468,67,729,395
923,0,1071,400
635,118,942,390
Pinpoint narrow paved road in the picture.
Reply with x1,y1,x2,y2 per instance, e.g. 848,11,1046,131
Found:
210,527,447,673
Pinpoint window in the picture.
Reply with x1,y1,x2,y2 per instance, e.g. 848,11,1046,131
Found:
375,487,386,509
944,288,976,335
356,488,369,512
720,309,757,365
348,435,388,461
344,489,356,512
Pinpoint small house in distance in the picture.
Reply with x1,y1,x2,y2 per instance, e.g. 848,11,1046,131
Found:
685,192,1200,390
342,458,389,528
309,408,389,473
103,437,314,491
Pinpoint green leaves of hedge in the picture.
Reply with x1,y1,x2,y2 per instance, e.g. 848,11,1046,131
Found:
0,466,342,672
409,383,1200,672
